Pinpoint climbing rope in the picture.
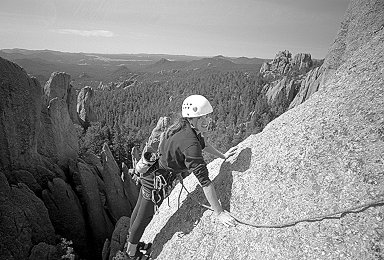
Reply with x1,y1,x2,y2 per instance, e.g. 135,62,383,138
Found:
178,181,384,229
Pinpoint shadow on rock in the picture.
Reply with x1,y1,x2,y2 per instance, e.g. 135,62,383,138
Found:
150,148,252,258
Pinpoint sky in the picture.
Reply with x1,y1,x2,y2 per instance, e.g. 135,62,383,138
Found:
0,0,350,59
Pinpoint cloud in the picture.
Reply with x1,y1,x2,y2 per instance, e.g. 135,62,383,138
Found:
54,29,114,37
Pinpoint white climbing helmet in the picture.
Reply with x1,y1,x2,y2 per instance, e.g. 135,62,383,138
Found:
182,95,213,118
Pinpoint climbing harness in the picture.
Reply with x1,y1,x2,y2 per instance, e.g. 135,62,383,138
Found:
151,174,168,213
178,181,384,229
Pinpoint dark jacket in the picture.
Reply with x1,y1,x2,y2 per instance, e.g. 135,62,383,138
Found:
158,122,211,187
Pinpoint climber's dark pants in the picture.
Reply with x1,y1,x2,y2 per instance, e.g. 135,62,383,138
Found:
129,181,164,244
129,188,154,244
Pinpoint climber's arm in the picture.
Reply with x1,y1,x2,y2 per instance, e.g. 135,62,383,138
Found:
203,183,236,227
203,143,238,160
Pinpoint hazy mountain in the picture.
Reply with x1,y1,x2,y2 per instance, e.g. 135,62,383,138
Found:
142,55,266,74
0,48,267,88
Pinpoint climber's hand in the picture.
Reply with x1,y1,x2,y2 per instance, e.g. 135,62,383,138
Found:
216,210,236,227
224,146,238,160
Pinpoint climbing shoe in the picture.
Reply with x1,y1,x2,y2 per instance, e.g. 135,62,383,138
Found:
125,250,150,260
138,241,152,253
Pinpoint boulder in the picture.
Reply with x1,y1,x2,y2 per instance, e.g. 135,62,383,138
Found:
100,144,132,222
139,2,384,259
77,86,97,129
42,178,88,256
0,173,55,260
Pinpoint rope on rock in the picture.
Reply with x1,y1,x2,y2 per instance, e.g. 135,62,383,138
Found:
179,181,384,229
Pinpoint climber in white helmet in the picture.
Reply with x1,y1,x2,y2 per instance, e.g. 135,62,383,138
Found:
125,94,238,259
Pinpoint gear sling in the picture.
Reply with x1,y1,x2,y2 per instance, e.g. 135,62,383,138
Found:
137,158,183,213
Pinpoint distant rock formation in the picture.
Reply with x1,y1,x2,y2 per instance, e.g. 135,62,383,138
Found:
77,86,97,129
292,53,313,73
138,1,384,259
43,72,78,125
260,50,292,80
97,74,139,91
260,51,313,80
116,78,136,89
261,51,316,106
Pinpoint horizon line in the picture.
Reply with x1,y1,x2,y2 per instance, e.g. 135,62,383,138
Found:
0,47,326,60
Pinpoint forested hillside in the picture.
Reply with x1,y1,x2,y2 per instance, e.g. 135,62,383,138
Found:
79,71,290,167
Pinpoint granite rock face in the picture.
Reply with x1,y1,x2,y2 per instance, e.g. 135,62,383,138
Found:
38,72,79,169
43,72,71,105
290,0,384,109
76,161,114,256
77,86,97,129
100,144,132,222
0,57,42,175
38,97,79,169
102,216,131,260
323,0,384,73
292,53,313,73
289,65,325,109
139,2,384,259
42,178,88,256
28,242,59,260
43,72,79,125
0,173,56,260
265,76,302,105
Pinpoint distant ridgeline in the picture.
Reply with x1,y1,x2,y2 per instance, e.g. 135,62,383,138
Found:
84,51,322,167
